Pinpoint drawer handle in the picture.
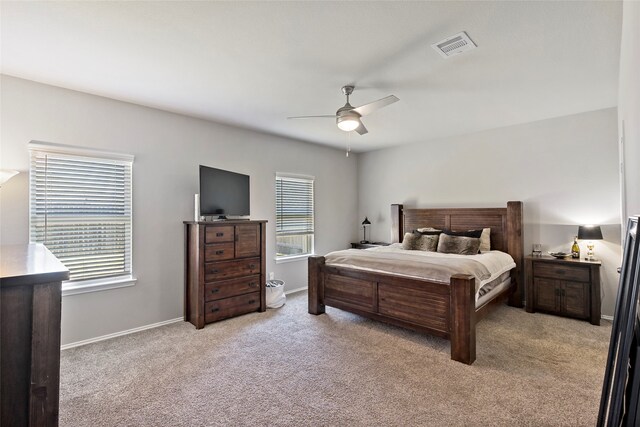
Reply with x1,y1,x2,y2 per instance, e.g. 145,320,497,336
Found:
215,250,224,255
211,289,220,294
248,282,257,287
249,264,256,269
211,307,219,313
216,232,224,237
211,269,219,274
248,300,255,304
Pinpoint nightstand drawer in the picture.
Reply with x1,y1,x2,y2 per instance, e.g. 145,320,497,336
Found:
533,263,590,282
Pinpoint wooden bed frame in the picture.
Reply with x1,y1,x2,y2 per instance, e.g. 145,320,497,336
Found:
308,201,523,364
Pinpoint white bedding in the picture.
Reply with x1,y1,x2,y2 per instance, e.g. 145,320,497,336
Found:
327,243,516,288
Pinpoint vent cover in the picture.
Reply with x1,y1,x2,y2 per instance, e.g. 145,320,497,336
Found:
431,32,476,58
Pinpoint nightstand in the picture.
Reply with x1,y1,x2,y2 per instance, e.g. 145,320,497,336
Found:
350,242,390,249
525,255,601,325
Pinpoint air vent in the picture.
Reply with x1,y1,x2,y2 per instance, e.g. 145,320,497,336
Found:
431,32,476,58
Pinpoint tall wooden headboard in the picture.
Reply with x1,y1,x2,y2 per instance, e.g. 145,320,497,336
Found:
390,201,524,306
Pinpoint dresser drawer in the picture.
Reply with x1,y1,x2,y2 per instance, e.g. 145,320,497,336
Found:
205,257,261,281
205,226,234,243
205,275,261,301
205,242,234,261
205,292,260,323
533,262,590,282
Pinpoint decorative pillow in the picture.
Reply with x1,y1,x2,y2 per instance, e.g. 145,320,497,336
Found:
402,232,420,250
479,228,491,252
403,232,439,251
436,234,481,255
417,234,439,251
415,227,442,235
442,228,484,238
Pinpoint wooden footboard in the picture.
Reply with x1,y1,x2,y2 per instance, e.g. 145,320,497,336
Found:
308,257,478,364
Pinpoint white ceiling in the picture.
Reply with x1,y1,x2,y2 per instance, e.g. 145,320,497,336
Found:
1,1,622,152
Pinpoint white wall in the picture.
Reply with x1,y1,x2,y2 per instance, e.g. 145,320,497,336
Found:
358,108,622,317
0,75,358,345
619,1,640,221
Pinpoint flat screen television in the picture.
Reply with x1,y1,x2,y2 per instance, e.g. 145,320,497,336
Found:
199,165,250,219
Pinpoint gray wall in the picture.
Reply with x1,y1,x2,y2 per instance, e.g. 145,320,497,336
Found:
619,1,640,221
0,75,359,345
357,108,622,317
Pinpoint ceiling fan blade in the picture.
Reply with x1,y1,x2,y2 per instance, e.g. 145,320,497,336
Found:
287,115,336,119
354,122,368,135
352,95,399,116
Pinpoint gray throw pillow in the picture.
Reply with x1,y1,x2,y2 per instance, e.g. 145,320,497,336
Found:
402,232,420,250
403,232,439,251
436,234,481,255
417,234,439,251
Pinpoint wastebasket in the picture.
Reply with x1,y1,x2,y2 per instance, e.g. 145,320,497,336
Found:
266,280,286,308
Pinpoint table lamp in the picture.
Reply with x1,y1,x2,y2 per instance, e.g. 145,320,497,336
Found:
578,225,603,261
361,217,371,244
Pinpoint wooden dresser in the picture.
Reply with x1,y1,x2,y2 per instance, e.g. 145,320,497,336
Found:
184,220,267,329
1,244,69,427
525,255,601,325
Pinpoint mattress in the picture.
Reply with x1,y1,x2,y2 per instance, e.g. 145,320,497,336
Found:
476,270,512,307
324,243,515,304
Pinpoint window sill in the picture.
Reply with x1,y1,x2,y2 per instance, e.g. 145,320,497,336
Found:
275,254,313,264
62,275,137,296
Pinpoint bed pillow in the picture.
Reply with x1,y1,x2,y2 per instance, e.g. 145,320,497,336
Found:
442,228,483,238
415,227,442,235
479,228,491,252
417,234,439,251
437,234,481,255
402,232,439,251
402,232,420,250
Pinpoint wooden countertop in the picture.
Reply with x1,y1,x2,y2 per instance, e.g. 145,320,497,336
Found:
0,244,69,287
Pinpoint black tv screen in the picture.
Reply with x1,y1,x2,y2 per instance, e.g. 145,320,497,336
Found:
199,166,250,218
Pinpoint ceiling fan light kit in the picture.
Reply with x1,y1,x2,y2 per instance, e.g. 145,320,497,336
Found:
337,116,360,132
336,108,361,132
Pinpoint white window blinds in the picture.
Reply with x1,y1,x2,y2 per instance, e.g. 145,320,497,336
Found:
275,174,314,258
29,145,133,282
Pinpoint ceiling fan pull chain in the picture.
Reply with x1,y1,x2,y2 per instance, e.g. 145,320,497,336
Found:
346,131,351,157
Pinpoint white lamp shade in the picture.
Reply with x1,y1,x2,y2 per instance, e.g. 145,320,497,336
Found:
337,115,360,132
0,170,19,186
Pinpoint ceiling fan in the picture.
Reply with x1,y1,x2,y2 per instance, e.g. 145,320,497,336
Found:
288,85,399,135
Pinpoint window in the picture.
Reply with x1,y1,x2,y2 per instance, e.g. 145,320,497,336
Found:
275,173,314,260
29,142,134,293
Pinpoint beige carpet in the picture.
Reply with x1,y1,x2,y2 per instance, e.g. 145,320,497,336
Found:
60,292,610,426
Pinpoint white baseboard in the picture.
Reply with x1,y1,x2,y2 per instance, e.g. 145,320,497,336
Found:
61,317,183,350
285,286,307,295
62,290,308,350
